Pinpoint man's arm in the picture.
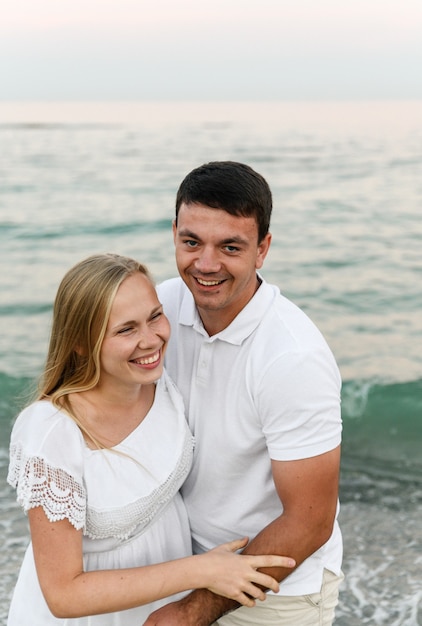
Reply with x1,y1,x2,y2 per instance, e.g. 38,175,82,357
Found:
143,445,341,626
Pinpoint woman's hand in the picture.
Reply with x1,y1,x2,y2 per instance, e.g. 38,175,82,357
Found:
198,537,295,607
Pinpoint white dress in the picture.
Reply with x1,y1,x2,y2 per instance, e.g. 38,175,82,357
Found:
7,371,194,626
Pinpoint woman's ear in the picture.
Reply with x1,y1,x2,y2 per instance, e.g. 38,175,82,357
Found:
74,345,85,356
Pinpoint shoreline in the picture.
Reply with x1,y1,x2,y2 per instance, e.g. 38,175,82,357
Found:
1,468,421,625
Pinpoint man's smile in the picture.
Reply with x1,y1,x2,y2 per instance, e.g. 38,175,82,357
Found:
195,277,226,287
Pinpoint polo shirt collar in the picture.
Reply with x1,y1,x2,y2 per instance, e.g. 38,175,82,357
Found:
178,276,277,345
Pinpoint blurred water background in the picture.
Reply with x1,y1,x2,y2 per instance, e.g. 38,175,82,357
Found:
0,100,421,625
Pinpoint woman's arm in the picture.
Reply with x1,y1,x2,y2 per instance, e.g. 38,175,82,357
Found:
29,506,295,618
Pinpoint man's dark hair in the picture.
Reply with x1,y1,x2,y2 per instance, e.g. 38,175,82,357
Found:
175,161,272,242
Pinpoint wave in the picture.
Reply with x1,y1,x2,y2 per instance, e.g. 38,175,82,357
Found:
0,303,51,316
1,372,421,478
341,378,422,478
0,219,173,238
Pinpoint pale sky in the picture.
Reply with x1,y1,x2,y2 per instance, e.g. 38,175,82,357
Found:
1,0,421,100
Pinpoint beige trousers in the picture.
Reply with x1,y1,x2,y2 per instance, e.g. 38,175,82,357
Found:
213,569,344,626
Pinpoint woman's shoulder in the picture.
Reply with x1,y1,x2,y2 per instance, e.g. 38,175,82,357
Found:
16,399,65,421
10,400,85,463
8,400,87,527
13,399,80,433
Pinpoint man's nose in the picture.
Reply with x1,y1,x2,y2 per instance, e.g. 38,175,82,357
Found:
194,247,221,273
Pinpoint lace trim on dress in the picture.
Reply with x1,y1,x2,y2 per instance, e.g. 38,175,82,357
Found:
8,442,86,530
8,430,194,541
85,430,195,540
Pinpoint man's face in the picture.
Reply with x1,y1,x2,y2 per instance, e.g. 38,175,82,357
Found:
173,202,271,334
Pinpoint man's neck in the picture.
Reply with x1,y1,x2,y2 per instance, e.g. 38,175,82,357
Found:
197,275,262,337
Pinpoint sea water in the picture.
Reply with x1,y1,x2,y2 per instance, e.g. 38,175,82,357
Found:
0,101,421,625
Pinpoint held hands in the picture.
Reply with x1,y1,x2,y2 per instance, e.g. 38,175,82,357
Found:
142,539,295,625
199,537,295,607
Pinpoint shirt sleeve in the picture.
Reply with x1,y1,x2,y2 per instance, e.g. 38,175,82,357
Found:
7,402,87,530
256,348,342,461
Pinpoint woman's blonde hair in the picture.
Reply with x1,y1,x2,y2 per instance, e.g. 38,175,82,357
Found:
38,253,152,415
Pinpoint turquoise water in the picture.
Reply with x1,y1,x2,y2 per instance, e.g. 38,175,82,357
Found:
0,101,421,624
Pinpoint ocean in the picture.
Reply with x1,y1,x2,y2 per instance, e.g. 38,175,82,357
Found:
0,100,421,625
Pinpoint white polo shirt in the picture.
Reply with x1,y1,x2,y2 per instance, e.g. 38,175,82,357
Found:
157,276,343,595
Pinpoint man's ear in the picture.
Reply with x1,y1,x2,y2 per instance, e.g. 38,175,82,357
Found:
172,219,177,243
256,232,272,269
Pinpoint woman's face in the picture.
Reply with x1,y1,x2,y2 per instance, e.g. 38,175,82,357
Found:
99,272,170,390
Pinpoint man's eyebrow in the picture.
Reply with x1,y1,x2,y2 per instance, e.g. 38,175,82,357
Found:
220,236,249,245
178,229,248,246
178,228,200,239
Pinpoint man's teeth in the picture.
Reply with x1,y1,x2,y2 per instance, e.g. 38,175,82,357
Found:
197,278,222,286
134,352,159,365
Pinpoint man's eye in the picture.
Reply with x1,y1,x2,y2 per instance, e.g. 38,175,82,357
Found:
225,245,239,252
184,240,198,247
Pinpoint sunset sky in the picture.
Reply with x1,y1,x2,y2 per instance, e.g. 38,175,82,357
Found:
1,0,421,100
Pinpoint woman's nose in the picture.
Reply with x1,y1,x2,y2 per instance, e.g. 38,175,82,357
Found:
137,327,157,348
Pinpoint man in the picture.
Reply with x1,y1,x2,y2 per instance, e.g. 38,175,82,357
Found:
147,161,343,625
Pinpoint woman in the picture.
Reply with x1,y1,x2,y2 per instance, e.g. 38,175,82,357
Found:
8,253,294,625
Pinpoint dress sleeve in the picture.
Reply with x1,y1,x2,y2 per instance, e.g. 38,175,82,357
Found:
7,402,87,530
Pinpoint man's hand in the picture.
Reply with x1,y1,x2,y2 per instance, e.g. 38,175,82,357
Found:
143,590,237,626
143,448,341,626
142,600,193,626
